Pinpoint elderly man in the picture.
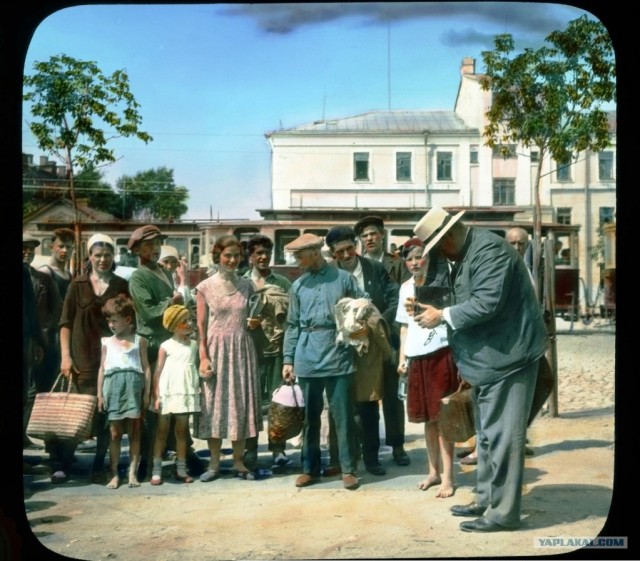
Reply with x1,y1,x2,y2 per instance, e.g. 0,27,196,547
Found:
282,233,365,490
505,227,555,433
413,208,547,532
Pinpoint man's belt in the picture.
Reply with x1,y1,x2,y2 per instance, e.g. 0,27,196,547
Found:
300,326,335,332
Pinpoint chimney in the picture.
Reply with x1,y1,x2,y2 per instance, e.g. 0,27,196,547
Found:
461,57,476,76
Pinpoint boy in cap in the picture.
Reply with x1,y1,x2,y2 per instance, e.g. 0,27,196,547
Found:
281,233,366,490
412,207,547,532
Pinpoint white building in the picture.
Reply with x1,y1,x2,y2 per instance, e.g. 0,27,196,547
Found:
264,57,616,310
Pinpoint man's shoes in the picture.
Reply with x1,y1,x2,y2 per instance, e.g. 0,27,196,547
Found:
460,517,515,533
450,503,487,517
295,474,319,487
322,465,341,477
342,473,359,490
460,455,477,465
392,446,410,466
365,464,386,476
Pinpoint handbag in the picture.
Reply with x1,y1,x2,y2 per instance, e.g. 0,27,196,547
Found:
439,382,475,443
27,373,97,443
267,382,305,443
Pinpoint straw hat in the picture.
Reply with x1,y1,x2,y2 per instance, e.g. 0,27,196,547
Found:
414,207,465,256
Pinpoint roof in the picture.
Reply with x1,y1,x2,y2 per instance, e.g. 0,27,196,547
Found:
267,110,476,135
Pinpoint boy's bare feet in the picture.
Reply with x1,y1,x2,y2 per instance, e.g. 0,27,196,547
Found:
417,474,441,491
106,475,120,489
128,477,141,488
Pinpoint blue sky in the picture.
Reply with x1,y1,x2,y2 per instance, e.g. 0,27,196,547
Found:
22,2,608,220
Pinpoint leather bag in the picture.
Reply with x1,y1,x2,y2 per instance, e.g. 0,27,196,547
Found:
439,383,475,443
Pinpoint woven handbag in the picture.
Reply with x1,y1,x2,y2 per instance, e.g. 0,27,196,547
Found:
267,383,305,443
27,373,97,443
439,383,475,443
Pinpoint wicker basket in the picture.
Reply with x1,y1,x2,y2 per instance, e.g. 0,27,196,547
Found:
268,383,304,443
27,373,97,443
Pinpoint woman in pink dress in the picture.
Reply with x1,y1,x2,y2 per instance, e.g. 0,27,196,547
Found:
195,235,262,481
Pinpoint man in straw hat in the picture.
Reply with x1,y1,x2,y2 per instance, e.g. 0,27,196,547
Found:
412,207,547,532
281,233,366,490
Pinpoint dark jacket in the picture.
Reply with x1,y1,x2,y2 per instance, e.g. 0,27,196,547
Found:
447,228,547,385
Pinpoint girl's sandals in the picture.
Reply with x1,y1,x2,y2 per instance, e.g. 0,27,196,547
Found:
150,475,163,486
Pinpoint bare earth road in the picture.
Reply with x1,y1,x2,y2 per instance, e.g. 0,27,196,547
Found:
8,319,630,561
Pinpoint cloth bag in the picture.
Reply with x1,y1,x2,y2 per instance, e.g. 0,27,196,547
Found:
27,373,97,443
439,383,475,443
267,382,305,443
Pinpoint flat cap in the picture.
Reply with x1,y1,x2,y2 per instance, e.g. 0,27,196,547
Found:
284,233,324,251
354,215,384,236
325,226,356,249
127,225,167,250
22,233,41,247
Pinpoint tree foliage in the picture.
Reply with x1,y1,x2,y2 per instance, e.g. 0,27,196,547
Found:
23,54,153,272
480,15,616,295
116,167,189,221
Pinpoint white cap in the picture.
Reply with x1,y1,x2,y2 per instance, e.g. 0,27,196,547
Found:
159,245,180,262
87,233,115,252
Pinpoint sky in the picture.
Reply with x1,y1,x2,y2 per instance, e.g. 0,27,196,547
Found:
20,2,613,221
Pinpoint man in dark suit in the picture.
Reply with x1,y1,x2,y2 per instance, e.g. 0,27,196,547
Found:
325,226,403,475
414,208,547,533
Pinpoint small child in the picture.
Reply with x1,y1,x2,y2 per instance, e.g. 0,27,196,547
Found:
97,294,151,489
150,305,201,485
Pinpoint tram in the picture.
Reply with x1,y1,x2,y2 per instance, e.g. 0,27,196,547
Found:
194,207,582,318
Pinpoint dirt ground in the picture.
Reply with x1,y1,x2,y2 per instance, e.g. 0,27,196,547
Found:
11,328,628,561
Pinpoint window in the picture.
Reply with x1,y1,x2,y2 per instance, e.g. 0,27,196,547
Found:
557,208,572,225
556,159,572,181
492,144,517,159
530,150,539,163
354,152,369,181
599,207,615,226
470,146,479,164
599,152,614,180
436,152,452,181
396,152,411,181
492,179,515,205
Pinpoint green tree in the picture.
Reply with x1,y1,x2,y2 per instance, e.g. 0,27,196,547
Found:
480,15,615,296
23,54,153,273
74,164,122,217
116,167,188,221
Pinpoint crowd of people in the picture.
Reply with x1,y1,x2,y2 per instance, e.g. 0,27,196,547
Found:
23,209,550,533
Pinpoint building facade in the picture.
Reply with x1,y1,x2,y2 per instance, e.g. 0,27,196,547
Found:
263,57,616,309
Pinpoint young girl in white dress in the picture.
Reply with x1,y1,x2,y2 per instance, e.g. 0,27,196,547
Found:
97,295,151,489
150,305,201,485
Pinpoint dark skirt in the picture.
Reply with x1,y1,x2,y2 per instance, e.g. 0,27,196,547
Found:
406,346,459,423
